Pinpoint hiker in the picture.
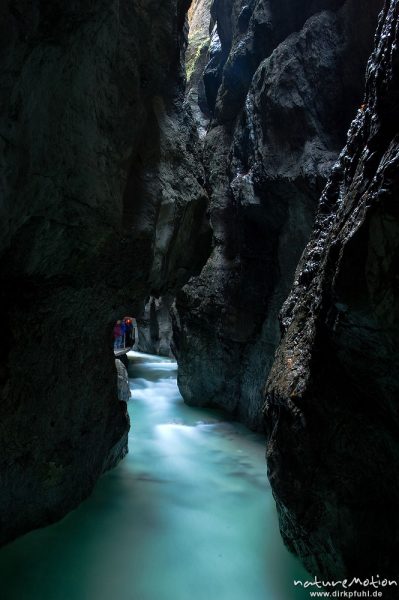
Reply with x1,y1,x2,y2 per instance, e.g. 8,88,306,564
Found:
120,319,128,348
124,317,134,347
113,320,123,349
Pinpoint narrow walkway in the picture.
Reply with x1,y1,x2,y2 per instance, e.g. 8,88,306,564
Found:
0,352,309,600
114,346,132,357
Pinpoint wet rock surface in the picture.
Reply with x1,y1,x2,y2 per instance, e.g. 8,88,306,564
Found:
0,0,210,544
186,0,213,135
115,359,131,403
173,0,381,430
135,295,175,358
265,0,399,582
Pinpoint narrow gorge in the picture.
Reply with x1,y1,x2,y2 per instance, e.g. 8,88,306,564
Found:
0,0,398,598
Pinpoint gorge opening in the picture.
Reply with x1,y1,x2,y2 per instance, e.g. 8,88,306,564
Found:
1,0,398,598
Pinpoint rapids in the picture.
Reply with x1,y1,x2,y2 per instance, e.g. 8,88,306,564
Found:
0,352,309,600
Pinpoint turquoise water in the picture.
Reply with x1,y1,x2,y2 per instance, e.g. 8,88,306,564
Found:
0,352,309,600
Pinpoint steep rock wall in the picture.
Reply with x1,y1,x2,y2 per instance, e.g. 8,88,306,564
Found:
186,0,213,133
115,359,131,403
173,0,381,430
135,295,175,357
0,0,209,544
135,0,214,358
265,0,399,581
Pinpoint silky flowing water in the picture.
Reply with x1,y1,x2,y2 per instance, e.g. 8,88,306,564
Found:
0,352,310,600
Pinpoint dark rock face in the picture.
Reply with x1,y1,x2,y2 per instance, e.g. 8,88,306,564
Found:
136,295,175,358
173,0,381,430
134,0,214,360
0,0,210,544
115,359,131,402
265,0,399,581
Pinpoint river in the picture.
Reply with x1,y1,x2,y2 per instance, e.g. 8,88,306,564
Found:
0,351,310,600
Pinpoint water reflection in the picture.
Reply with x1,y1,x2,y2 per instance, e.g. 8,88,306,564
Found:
0,351,309,600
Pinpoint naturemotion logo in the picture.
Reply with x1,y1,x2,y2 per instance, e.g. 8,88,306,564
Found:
294,575,397,598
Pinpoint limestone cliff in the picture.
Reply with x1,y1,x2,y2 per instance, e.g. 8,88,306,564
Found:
173,0,381,430
115,359,131,403
135,295,175,358
0,0,210,544
134,0,214,358
265,0,399,581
